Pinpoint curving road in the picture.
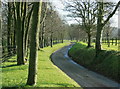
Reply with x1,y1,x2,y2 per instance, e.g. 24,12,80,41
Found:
51,44,120,88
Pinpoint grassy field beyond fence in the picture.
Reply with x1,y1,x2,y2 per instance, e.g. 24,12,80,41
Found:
90,39,119,51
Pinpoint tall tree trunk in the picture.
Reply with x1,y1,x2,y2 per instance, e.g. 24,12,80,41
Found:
16,21,24,65
22,2,26,58
13,28,16,54
7,2,12,55
27,1,42,85
95,2,103,56
24,4,33,58
0,1,2,60
40,22,45,48
16,2,24,65
13,3,17,54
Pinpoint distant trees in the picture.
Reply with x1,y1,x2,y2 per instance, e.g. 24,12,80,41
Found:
2,2,17,60
39,2,47,48
41,4,66,47
65,0,97,47
102,22,113,47
67,24,84,41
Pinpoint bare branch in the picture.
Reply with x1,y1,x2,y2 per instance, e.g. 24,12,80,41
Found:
102,1,120,27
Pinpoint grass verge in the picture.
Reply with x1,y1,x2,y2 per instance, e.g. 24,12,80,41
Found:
68,42,120,83
1,42,80,88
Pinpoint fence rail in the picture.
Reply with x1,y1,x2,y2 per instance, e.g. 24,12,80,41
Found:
0,46,16,63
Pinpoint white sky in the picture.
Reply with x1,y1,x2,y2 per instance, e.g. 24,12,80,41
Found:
51,0,119,27
118,7,120,28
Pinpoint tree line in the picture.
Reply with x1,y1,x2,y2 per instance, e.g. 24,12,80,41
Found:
1,1,67,61
65,0,120,56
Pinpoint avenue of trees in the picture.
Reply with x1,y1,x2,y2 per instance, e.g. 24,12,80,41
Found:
1,1,68,85
1,0,120,85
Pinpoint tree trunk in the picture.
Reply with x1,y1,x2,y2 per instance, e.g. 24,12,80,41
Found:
95,27,103,55
0,2,2,60
13,28,16,54
106,33,110,47
27,2,42,85
16,22,24,65
115,38,117,46
24,27,29,57
61,33,64,43
95,2,103,56
16,2,24,65
50,32,53,47
13,4,17,54
24,5,33,58
7,2,12,55
40,22,45,48
112,38,114,45
87,33,91,48
22,2,27,58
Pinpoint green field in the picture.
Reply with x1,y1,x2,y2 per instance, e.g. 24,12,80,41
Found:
102,43,119,51
90,42,119,51
1,42,80,88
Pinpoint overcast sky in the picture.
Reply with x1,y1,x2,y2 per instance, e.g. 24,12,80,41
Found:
51,0,119,27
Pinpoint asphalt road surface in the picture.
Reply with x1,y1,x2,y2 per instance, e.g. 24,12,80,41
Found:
51,44,120,88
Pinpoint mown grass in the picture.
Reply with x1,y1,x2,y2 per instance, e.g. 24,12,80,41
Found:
68,42,120,83
91,42,119,51
102,43,119,51
1,42,80,88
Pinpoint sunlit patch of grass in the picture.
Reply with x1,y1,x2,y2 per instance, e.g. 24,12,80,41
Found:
102,43,118,51
1,42,80,88
90,42,119,51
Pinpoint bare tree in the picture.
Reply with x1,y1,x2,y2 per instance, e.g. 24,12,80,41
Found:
95,1,120,56
65,0,97,47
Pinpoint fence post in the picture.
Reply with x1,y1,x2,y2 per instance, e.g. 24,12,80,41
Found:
102,38,105,43
115,38,117,46
105,38,106,43
112,38,114,45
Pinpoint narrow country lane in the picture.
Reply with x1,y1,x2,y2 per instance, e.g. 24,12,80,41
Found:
51,44,120,88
